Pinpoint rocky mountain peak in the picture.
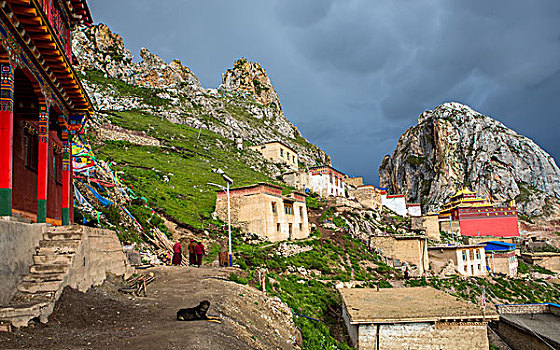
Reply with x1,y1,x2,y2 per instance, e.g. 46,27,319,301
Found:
379,102,560,218
221,58,282,111
73,24,201,91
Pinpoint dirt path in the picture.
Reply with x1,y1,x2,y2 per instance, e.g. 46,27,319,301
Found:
0,266,299,350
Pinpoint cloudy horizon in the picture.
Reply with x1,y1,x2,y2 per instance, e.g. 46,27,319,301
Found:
91,0,560,184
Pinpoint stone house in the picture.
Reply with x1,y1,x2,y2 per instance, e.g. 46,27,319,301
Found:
308,165,346,197
214,183,309,242
349,186,421,217
481,241,517,277
428,245,487,276
521,252,560,273
369,234,429,275
249,141,298,170
281,169,309,192
345,177,363,189
340,287,497,350
494,303,560,350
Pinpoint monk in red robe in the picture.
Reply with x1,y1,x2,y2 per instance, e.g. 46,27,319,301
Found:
195,241,205,267
172,241,182,265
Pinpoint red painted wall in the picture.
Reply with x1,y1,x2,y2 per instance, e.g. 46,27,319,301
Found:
459,215,519,237
12,119,38,215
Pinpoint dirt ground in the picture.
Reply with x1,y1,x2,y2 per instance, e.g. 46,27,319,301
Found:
0,266,300,350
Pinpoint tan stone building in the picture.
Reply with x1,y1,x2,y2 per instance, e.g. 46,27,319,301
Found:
428,245,487,276
369,235,429,275
345,177,364,188
214,183,309,242
340,287,498,350
249,141,298,170
521,252,560,273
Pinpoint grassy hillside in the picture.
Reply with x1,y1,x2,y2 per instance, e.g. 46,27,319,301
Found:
91,110,278,230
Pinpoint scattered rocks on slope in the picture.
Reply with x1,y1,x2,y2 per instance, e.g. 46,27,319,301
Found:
72,24,329,168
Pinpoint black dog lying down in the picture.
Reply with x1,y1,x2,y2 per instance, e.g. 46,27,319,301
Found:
177,300,220,322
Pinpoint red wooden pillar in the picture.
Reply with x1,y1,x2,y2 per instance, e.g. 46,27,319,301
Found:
36,105,49,222
61,130,71,225
0,63,14,216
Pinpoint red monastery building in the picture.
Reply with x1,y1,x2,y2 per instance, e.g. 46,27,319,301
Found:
0,0,93,225
439,189,519,238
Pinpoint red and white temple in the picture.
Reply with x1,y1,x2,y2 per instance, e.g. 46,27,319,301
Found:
439,189,519,238
0,0,93,225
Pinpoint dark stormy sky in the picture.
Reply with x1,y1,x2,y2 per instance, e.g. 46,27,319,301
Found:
90,0,560,185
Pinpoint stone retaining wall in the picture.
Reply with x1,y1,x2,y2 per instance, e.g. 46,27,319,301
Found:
0,221,45,304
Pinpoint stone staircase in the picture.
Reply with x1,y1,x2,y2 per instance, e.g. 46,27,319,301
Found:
0,225,84,331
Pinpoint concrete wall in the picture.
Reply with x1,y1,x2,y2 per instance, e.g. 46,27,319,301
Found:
370,236,429,274
349,186,377,209
382,196,407,216
341,301,358,347
357,321,489,350
407,205,422,217
66,227,132,292
0,221,46,304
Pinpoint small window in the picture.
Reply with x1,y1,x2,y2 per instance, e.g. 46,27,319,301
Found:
284,204,293,215
461,251,467,261
299,223,303,231
271,202,277,213
24,129,39,172
299,207,303,217
54,152,62,184
276,223,281,232
280,149,283,157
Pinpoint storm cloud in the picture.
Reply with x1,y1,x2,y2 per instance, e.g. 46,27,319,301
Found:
91,0,560,184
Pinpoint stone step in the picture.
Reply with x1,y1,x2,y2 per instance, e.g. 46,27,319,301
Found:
0,301,54,328
33,253,73,265
29,262,69,274
8,291,54,306
43,231,82,241
22,272,65,284
47,225,83,233
17,280,61,294
37,240,80,255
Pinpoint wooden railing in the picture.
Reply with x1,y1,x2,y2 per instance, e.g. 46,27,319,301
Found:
36,0,72,62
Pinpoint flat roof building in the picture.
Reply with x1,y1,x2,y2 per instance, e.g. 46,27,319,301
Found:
428,245,487,277
369,234,429,275
214,183,309,242
249,141,298,170
340,287,498,350
481,241,518,277
494,303,560,350
308,165,346,198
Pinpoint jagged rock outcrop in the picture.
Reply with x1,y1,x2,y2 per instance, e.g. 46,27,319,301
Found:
221,58,282,111
72,24,328,167
379,102,560,217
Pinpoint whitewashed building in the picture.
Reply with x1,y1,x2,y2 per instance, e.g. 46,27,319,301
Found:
308,165,347,197
428,245,487,277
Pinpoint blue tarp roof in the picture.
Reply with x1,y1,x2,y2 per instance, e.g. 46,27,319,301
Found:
480,241,516,251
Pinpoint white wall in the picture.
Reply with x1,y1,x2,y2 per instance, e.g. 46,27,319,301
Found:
382,196,407,216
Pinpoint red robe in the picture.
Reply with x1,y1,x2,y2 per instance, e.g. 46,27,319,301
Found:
172,242,182,265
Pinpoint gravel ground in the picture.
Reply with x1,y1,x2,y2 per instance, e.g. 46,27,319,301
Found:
0,266,300,350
